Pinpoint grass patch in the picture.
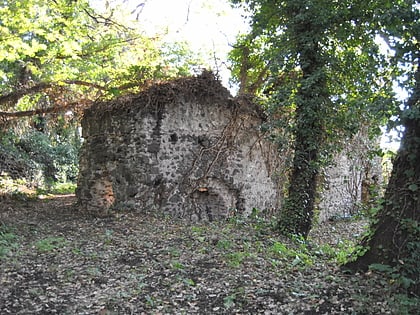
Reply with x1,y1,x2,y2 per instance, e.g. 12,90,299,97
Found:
35,236,68,252
0,224,19,259
37,182,76,195
270,240,314,267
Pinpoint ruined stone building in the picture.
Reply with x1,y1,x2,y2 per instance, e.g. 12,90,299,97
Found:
76,72,282,220
76,72,382,221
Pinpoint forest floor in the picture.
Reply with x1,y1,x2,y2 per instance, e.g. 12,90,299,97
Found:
0,195,418,314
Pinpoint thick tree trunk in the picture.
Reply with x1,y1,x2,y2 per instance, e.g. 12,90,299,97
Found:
277,7,328,237
278,90,327,237
346,64,420,296
279,135,320,237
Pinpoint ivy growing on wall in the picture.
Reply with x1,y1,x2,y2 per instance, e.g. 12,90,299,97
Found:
230,0,394,237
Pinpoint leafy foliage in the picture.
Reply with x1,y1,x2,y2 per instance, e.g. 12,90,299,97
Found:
35,236,68,252
228,33,272,95
1,127,80,188
230,0,395,237
0,0,204,117
0,0,205,192
345,0,420,297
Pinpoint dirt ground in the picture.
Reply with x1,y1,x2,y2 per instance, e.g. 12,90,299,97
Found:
0,196,417,314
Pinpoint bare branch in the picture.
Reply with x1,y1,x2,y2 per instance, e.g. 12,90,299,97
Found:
185,0,192,24
82,7,134,31
131,1,146,20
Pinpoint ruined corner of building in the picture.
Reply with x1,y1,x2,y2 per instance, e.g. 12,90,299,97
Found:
76,71,283,220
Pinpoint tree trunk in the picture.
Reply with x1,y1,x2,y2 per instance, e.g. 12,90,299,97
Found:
346,63,420,296
277,7,328,237
279,134,320,237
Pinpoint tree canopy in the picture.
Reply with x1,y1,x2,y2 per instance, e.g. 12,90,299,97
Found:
231,0,419,295
0,0,205,188
0,0,203,122
346,0,420,296
230,0,396,237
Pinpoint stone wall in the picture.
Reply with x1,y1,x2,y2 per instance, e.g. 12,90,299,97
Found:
76,72,282,220
77,72,383,222
318,132,383,221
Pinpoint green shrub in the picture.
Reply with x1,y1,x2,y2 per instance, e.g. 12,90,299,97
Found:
1,127,80,191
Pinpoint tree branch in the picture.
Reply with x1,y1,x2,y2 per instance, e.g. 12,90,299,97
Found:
0,83,53,107
0,100,91,119
62,80,108,91
0,80,107,107
82,7,134,31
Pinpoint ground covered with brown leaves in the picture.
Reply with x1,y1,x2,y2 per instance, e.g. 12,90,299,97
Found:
0,196,417,314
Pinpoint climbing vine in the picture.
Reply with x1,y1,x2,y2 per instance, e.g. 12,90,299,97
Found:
231,0,393,237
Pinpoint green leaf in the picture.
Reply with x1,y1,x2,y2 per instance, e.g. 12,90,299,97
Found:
108,87,121,96
404,169,415,177
400,276,414,289
369,263,394,273
408,184,418,192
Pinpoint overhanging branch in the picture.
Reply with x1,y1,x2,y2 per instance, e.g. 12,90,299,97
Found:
0,78,149,121
0,83,53,107
0,100,91,119
0,80,107,107
62,80,108,91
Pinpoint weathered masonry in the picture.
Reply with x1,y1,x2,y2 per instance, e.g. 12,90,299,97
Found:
76,72,282,220
318,131,383,221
